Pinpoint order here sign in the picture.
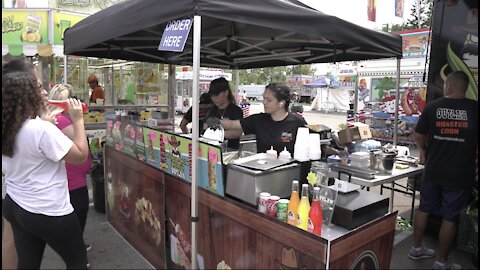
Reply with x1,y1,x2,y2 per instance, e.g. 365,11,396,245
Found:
158,18,192,52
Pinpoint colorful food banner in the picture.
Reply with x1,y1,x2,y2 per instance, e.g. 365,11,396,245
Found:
427,0,478,102
106,119,224,196
367,0,377,22
400,29,430,58
143,128,224,196
53,12,87,45
2,10,49,45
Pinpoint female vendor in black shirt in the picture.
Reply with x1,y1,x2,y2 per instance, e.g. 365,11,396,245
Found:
204,77,244,149
218,83,307,155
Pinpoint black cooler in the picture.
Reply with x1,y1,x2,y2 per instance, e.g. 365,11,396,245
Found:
332,190,389,230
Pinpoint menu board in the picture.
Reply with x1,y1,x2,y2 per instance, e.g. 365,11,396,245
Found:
143,128,224,196
106,123,224,196
144,129,162,168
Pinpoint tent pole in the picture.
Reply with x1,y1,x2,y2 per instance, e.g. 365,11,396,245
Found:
168,64,176,122
64,55,68,84
191,15,201,270
354,71,359,114
393,58,401,147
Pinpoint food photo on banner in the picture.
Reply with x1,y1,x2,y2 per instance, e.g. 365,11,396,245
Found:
427,0,478,102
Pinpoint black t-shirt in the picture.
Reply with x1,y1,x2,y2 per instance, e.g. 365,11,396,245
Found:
208,103,243,149
240,112,308,155
182,103,213,136
415,97,478,189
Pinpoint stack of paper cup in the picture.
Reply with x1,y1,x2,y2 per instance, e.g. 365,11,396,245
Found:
308,133,321,160
294,127,310,162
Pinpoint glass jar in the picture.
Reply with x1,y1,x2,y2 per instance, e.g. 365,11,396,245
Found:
311,161,330,187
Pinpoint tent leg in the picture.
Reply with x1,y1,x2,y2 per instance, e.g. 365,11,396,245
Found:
394,58,401,147
64,55,68,84
191,15,201,270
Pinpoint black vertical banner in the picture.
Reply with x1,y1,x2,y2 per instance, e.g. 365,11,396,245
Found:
427,0,478,103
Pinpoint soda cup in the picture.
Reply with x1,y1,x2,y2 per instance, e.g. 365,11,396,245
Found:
48,100,88,113
258,192,271,214
266,195,280,217
276,199,289,222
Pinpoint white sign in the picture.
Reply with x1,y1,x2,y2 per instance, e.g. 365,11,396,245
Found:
176,71,233,81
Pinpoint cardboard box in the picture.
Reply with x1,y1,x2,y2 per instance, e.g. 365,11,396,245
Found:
338,123,372,144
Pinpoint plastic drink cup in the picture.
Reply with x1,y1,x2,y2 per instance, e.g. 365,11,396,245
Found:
48,100,88,113
276,199,289,222
266,195,280,217
258,192,271,214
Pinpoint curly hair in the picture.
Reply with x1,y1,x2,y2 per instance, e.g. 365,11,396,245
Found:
2,72,43,157
2,57,35,75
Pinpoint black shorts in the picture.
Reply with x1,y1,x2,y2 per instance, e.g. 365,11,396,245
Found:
418,181,471,222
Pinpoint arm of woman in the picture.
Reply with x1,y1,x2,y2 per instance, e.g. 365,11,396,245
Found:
220,119,242,130
179,118,189,134
220,119,243,139
62,99,89,164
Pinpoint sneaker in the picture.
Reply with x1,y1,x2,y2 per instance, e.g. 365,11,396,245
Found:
85,244,92,252
432,260,461,270
408,245,435,260
86,262,91,268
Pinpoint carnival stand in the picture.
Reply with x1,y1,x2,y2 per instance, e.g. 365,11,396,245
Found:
64,0,405,268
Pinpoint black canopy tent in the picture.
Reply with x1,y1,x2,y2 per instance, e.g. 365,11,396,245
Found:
64,1,402,268
64,0,402,68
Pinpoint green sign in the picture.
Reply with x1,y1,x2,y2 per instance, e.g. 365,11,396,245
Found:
2,10,48,45
53,12,87,45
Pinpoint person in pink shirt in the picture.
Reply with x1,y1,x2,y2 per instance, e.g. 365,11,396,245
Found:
48,84,93,259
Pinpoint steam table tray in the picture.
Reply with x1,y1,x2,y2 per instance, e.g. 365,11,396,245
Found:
330,163,379,180
233,153,295,171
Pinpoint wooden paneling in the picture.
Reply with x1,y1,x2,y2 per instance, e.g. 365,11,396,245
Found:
105,148,166,269
329,212,397,261
105,148,396,270
329,212,397,269
165,175,327,269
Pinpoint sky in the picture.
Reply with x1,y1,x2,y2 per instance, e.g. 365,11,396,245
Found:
299,0,417,75
299,0,416,29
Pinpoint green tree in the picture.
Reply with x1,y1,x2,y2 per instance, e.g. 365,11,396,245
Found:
238,64,316,85
382,23,405,32
238,66,288,85
382,0,433,32
375,77,396,99
403,0,433,29
288,64,316,76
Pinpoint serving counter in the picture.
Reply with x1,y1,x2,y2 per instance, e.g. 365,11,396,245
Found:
104,131,398,269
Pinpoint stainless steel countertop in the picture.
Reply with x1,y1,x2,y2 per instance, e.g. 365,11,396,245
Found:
331,164,424,187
